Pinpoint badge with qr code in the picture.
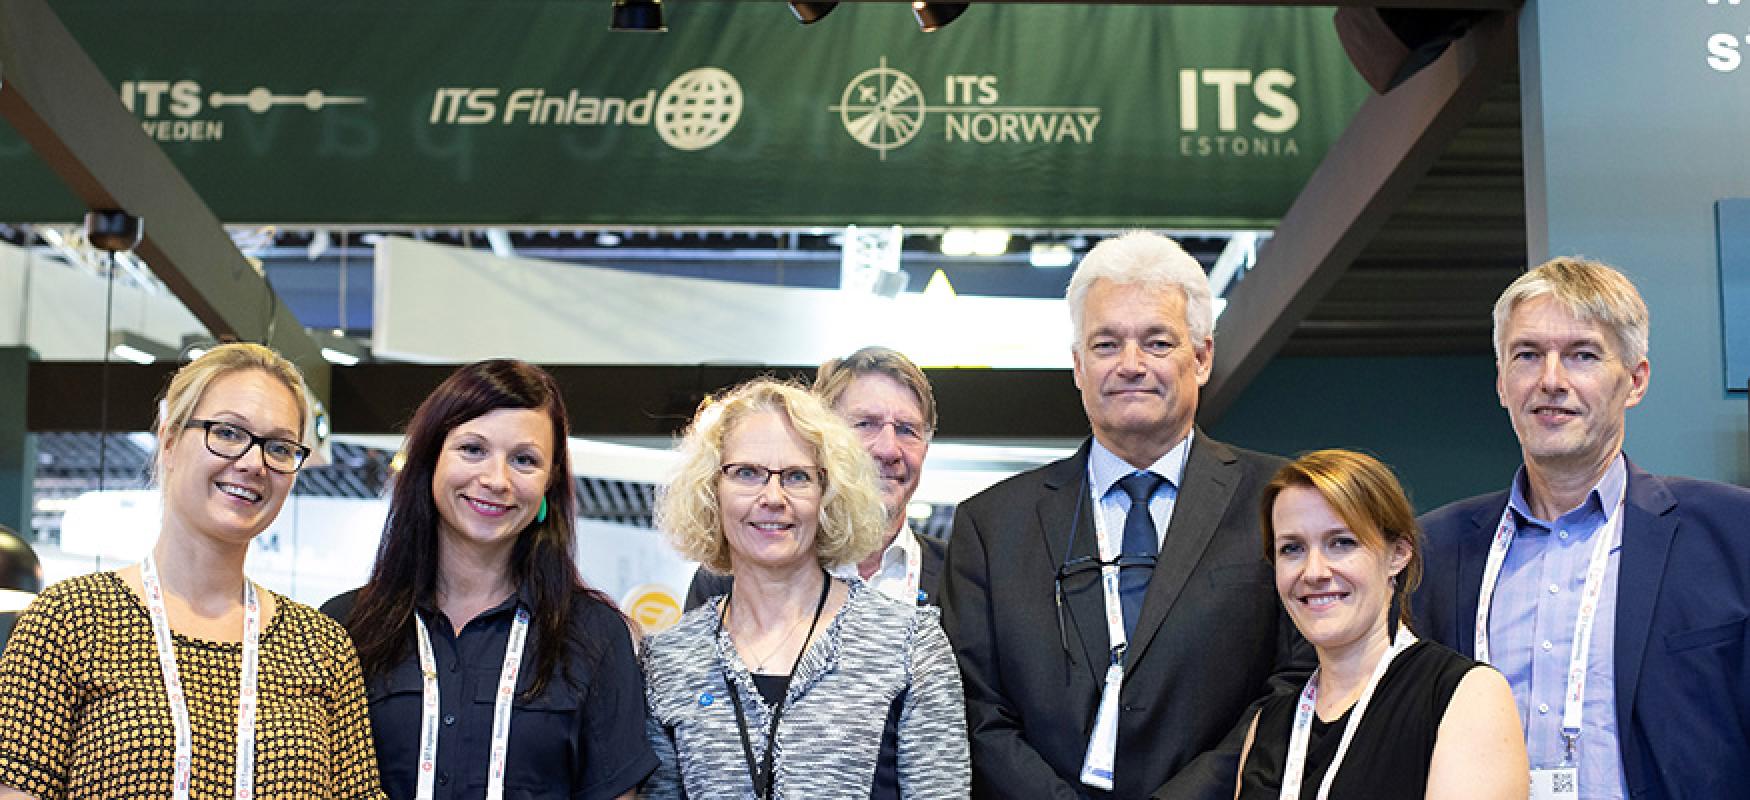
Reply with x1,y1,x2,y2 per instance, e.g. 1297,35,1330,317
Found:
1530,767,1579,800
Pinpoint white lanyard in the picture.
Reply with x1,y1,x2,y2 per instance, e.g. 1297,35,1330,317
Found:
413,605,531,800
1077,465,1139,791
1279,628,1416,800
1474,491,1623,764
140,553,262,800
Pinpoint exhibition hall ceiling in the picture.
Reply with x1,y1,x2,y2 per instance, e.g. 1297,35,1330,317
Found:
1,1,1527,400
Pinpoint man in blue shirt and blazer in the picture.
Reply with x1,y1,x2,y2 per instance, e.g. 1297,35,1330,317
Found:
1416,257,1750,799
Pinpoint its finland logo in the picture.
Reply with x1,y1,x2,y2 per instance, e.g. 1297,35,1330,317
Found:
427,66,744,151
829,57,1102,161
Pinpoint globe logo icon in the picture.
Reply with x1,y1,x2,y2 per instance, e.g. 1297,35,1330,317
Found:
655,67,743,151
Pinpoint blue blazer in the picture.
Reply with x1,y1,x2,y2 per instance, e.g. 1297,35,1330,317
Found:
1414,460,1750,800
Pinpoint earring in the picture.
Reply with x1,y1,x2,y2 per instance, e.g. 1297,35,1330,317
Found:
536,497,549,525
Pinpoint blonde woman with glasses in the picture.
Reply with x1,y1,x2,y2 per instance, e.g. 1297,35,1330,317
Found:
0,343,383,800
640,378,967,799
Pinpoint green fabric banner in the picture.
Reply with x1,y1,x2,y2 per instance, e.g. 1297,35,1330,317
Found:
0,1,1369,227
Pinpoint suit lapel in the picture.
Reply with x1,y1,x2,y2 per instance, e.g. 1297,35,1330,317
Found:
1455,497,1504,656
1124,434,1238,669
1038,443,1108,685
1611,462,1676,738
914,531,945,606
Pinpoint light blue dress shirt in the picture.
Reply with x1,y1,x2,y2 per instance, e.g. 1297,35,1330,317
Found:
1496,454,1629,800
1087,433,1193,552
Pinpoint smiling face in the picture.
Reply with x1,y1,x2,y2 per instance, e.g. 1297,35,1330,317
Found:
833,372,929,524
1496,294,1649,480
1072,279,1212,467
718,409,823,576
1271,485,1409,658
158,369,303,546
431,407,553,559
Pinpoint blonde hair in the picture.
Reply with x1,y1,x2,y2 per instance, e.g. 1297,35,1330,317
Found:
1260,449,1422,631
155,343,311,478
656,378,887,575
1492,257,1649,365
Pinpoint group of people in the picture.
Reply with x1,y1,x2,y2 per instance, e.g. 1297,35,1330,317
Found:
0,230,1743,800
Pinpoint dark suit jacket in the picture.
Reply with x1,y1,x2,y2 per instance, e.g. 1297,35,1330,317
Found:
683,528,949,611
941,434,1311,800
1414,460,1750,800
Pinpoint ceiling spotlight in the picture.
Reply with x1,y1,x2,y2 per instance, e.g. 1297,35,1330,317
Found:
789,2,837,24
913,2,968,32
941,228,1010,257
610,0,665,32
1029,242,1074,269
108,330,176,365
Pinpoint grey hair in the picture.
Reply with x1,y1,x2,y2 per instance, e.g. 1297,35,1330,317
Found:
1066,231,1214,346
1492,257,1649,365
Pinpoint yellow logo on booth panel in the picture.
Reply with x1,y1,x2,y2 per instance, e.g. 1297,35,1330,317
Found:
622,584,684,633
655,68,744,151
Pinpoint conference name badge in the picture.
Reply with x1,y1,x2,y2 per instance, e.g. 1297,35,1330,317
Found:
1530,767,1578,800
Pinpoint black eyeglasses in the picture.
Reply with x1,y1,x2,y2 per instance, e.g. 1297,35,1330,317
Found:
184,419,310,474
1054,554,1156,663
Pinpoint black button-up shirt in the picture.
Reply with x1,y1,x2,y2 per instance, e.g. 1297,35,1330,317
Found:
324,588,656,799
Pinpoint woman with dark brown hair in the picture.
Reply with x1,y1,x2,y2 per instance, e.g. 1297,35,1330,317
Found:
323,359,655,800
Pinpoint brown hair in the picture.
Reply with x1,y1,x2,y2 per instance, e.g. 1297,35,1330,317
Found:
1260,449,1422,631
812,346,938,433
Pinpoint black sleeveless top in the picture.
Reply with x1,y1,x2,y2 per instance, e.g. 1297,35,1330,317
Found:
1238,640,1484,800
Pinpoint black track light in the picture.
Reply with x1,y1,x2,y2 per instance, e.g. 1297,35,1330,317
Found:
912,2,968,32
789,2,837,25
610,0,665,32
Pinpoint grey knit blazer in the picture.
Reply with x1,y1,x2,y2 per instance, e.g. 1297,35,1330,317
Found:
640,578,969,799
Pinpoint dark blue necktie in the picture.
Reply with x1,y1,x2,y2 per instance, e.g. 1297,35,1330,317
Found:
1117,471,1164,639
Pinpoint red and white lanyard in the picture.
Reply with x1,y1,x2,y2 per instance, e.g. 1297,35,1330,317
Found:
1279,628,1416,800
898,531,923,604
413,606,530,800
140,553,262,800
1474,492,1623,764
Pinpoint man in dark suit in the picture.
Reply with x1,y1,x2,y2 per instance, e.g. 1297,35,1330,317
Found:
941,232,1310,799
686,346,948,610
1415,257,1750,799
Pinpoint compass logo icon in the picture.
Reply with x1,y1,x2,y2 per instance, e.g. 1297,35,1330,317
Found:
832,58,927,160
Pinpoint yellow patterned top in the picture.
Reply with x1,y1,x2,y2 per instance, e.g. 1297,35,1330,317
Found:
0,571,386,800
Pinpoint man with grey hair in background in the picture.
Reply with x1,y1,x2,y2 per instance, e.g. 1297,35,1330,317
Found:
685,346,949,609
1415,257,1750,800
942,231,1310,799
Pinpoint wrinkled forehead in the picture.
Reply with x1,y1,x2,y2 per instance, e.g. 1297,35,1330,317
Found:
834,372,927,423
1500,293,1630,354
